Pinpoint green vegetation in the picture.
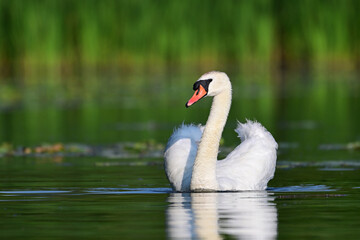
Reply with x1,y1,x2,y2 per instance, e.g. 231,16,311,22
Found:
0,0,359,82
0,0,359,147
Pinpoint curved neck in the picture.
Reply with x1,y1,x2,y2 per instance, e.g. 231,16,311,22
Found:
191,87,232,191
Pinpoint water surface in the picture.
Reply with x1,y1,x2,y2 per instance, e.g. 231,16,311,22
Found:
1,157,360,239
0,72,360,239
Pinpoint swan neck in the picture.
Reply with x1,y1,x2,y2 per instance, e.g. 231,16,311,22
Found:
191,88,232,191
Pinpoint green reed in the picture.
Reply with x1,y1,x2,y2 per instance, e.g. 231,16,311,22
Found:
0,0,359,81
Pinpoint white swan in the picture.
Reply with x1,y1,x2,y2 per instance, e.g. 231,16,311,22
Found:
164,71,278,192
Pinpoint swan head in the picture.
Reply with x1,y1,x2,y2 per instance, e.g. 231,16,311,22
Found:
186,71,231,108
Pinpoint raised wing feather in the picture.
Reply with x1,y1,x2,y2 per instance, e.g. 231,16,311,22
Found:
216,120,278,191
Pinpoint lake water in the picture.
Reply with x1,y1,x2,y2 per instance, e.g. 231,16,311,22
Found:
0,72,360,239
0,158,359,239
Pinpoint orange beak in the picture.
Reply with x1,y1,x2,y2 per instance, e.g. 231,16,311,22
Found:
186,85,208,108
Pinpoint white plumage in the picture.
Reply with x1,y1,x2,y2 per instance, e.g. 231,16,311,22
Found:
164,71,278,192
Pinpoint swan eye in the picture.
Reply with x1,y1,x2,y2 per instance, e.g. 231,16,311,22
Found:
193,82,201,91
193,79,212,92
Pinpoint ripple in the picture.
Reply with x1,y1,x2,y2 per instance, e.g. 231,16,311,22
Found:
0,184,344,202
277,160,360,169
269,184,335,192
0,190,71,194
85,187,172,194
319,167,355,171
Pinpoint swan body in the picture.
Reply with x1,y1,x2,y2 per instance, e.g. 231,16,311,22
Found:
164,71,277,192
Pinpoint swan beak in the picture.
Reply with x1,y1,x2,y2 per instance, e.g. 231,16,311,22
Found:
186,85,208,108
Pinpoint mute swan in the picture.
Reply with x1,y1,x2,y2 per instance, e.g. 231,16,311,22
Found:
164,71,277,192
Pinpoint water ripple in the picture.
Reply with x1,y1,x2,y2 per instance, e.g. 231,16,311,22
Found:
269,184,334,192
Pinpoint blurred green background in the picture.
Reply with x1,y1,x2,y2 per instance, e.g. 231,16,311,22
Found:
1,2,360,239
1,0,360,76
0,0,359,149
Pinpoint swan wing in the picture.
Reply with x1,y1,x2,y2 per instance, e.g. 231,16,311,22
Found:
164,124,203,192
217,120,278,191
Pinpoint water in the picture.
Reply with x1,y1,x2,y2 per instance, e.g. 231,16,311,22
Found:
0,156,359,239
0,72,360,239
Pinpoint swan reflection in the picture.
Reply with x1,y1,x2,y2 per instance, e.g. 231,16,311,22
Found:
167,191,277,239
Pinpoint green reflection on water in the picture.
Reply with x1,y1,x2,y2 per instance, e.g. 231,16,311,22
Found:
1,72,359,151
